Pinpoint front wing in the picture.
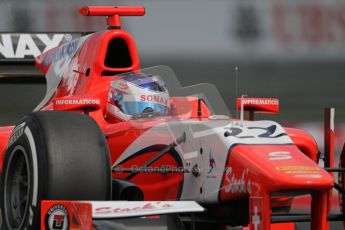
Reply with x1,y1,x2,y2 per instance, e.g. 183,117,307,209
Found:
41,200,204,230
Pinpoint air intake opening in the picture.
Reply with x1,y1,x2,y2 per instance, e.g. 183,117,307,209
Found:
104,38,132,68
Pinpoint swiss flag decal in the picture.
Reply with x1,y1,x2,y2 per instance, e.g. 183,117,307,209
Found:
250,197,263,230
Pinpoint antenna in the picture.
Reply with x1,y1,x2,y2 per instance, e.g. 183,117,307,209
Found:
235,66,238,119
197,97,202,117
240,94,247,126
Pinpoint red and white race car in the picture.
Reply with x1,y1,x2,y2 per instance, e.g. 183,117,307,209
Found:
0,5,344,230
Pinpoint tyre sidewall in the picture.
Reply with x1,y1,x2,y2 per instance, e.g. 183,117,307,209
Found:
1,116,47,230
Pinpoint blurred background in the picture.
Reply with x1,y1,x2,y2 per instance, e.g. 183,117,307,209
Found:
0,0,344,151
0,1,344,145
0,0,344,228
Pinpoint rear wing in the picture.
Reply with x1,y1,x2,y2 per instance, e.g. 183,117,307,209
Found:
0,32,90,82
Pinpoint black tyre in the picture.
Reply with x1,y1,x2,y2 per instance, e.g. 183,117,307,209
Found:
1,111,111,230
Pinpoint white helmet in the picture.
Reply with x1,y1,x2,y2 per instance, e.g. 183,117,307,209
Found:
107,72,169,122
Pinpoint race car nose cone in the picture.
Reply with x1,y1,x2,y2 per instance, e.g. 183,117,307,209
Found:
225,144,334,193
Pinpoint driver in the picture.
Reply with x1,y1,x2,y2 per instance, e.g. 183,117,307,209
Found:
106,72,170,123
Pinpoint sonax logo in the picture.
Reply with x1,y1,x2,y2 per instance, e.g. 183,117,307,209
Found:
140,95,169,105
44,204,69,230
0,33,70,58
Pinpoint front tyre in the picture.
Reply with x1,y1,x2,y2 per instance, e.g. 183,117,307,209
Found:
1,111,111,230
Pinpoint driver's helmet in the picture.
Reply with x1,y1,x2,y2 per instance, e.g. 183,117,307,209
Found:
106,72,170,123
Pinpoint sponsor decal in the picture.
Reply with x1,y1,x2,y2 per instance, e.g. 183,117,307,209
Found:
224,125,287,139
118,82,129,90
29,207,33,225
242,98,279,106
268,151,292,160
237,98,279,113
293,174,322,178
207,149,216,174
95,202,173,215
224,167,252,194
250,197,263,230
54,99,100,105
140,95,168,105
92,201,204,219
44,204,69,230
7,122,25,149
276,166,320,174
45,38,79,64
0,33,66,58
41,35,90,75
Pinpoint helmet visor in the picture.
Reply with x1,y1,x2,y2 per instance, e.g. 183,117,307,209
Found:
113,92,169,117
121,101,168,116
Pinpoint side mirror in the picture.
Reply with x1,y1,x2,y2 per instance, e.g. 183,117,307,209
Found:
236,98,279,121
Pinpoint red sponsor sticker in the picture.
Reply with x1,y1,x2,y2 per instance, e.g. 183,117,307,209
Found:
140,95,168,105
41,201,92,230
118,82,129,90
236,98,279,113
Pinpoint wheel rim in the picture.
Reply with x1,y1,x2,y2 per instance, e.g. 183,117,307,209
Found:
4,146,31,229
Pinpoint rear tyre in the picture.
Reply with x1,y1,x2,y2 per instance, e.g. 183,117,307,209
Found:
1,111,111,230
